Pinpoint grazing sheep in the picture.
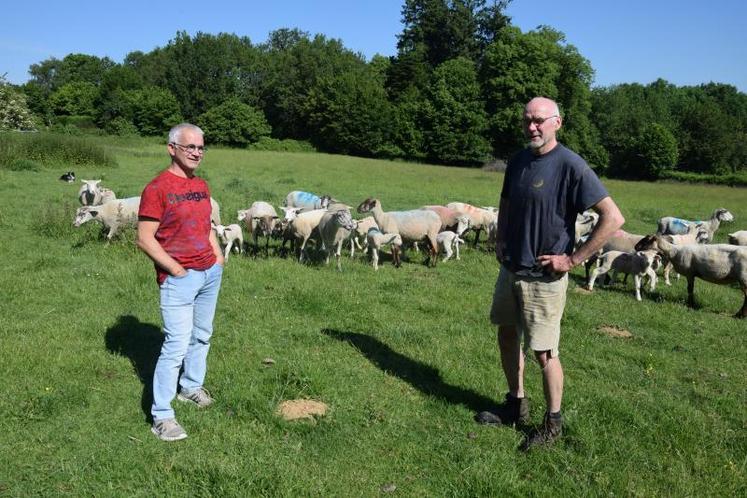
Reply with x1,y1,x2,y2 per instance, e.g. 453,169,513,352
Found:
59,171,75,183
587,250,661,301
212,223,244,260
73,197,140,240
288,208,328,262
284,191,332,212
445,202,497,246
636,234,747,317
78,179,116,206
366,228,403,270
357,198,441,267
421,205,464,233
237,201,279,256
657,208,734,241
728,231,747,246
318,209,358,271
349,216,378,257
209,197,221,225
436,231,466,262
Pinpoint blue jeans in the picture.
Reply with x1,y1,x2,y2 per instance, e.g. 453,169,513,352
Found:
152,263,223,421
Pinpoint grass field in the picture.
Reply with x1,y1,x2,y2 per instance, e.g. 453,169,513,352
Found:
0,137,745,496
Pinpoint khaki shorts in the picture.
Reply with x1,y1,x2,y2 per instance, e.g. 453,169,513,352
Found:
489,265,568,357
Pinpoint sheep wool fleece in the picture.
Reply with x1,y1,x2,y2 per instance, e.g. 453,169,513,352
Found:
139,170,217,285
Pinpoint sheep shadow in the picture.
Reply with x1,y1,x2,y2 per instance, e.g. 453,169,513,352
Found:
320,328,506,417
104,314,163,422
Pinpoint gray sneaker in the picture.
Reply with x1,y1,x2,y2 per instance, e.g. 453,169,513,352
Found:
151,418,188,441
177,387,214,408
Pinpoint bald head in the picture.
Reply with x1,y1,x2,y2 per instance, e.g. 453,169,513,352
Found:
523,97,562,155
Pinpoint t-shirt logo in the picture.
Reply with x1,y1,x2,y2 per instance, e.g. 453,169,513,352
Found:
532,178,544,189
167,191,209,204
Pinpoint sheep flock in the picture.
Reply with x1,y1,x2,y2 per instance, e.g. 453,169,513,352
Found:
69,180,745,318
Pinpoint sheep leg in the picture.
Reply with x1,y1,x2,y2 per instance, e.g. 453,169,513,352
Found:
335,241,343,272
634,274,642,301
442,243,452,262
663,261,673,286
686,275,696,308
428,238,438,267
455,240,460,261
224,242,232,260
588,266,609,290
738,288,747,319
646,268,657,292
371,247,379,270
392,246,401,268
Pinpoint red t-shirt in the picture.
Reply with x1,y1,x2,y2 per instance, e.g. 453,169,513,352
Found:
139,170,216,285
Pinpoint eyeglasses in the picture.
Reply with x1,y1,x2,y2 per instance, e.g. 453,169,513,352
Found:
523,115,558,127
171,143,207,154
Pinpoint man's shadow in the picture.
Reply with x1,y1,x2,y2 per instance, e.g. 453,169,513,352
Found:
321,328,497,414
105,315,163,422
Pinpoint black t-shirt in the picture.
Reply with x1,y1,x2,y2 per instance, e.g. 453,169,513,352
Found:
500,144,608,276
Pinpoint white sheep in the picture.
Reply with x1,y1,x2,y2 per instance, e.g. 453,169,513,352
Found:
78,179,116,206
657,208,733,242
212,223,244,260
237,201,278,255
357,198,441,267
349,216,378,258
445,202,497,246
209,197,221,225
288,208,328,262
436,231,466,262
318,209,358,271
728,231,747,246
366,228,403,270
73,197,140,240
636,234,747,317
587,250,661,301
283,191,332,212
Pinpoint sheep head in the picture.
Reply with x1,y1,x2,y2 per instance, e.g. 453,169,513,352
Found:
357,198,378,214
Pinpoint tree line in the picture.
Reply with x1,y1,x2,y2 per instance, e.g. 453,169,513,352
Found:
3,0,745,178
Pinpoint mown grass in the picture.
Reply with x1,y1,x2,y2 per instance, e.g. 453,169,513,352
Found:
0,137,745,496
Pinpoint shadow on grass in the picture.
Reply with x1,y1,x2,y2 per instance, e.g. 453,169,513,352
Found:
321,328,497,414
105,314,163,422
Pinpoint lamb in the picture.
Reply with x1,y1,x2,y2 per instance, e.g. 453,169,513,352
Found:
582,229,645,281
366,228,403,270
288,208,328,262
349,216,378,258
73,197,140,240
436,231,466,262
587,250,661,301
284,190,332,212
445,202,497,246
78,179,117,206
318,208,358,271
357,198,441,267
636,234,747,317
237,201,279,256
657,208,734,242
212,223,244,260
728,231,747,246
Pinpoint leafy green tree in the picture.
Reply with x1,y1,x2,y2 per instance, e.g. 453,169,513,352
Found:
306,65,396,157
94,65,145,128
0,76,36,131
197,98,271,146
629,123,678,179
128,87,182,136
422,57,491,164
49,81,98,116
257,30,363,140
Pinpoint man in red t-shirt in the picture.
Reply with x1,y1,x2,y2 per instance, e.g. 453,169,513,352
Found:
137,123,225,442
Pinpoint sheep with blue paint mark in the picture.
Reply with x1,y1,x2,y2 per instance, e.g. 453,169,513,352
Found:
284,191,332,212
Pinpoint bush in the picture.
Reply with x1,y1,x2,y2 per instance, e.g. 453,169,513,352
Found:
659,170,747,187
197,99,271,147
247,137,316,152
105,117,140,137
0,132,117,170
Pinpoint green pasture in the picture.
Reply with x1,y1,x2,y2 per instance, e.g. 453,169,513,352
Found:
0,136,745,496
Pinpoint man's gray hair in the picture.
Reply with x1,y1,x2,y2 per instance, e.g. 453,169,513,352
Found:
168,123,204,144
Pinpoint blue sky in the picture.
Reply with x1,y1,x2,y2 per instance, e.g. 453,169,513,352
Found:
2,0,745,92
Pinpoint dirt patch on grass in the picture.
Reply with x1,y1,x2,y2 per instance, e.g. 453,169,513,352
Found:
573,287,592,295
277,399,328,421
599,325,633,338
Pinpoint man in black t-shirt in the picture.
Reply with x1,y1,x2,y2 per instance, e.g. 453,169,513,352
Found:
477,97,625,450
